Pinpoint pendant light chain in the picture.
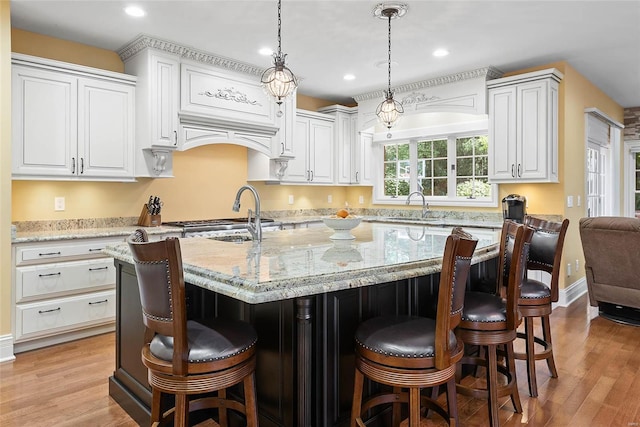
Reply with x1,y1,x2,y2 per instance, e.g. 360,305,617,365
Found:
277,0,282,56
387,12,392,96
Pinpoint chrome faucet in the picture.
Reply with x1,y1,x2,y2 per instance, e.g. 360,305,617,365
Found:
406,191,429,218
232,185,262,242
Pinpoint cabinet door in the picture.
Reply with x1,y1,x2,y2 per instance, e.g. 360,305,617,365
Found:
78,78,135,179
488,86,517,182
287,118,311,182
356,132,374,185
335,113,354,184
309,119,334,183
12,66,77,177
151,53,180,147
517,81,549,181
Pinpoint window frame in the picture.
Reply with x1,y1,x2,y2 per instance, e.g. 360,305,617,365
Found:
624,139,640,218
372,120,498,207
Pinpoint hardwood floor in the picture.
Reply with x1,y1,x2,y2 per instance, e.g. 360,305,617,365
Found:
1,294,639,426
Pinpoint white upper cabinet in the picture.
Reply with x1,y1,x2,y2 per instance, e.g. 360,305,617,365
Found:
11,54,136,181
487,68,562,183
122,49,180,177
319,105,373,186
284,110,334,184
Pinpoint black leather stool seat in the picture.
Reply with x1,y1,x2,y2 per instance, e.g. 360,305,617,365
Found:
150,319,258,364
462,292,507,324
520,280,551,301
355,316,457,360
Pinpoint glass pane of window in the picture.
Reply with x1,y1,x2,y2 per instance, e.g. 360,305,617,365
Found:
399,160,410,178
417,141,432,158
475,156,488,175
421,179,433,195
433,140,448,157
434,178,447,196
456,137,473,156
384,163,396,178
457,158,473,176
384,145,397,161
434,159,448,177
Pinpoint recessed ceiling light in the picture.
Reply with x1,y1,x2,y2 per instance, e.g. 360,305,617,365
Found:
433,48,449,58
259,47,274,56
124,6,145,17
344,74,356,81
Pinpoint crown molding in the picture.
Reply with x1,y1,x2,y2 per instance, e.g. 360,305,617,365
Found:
353,66,503,102
117,34,265,77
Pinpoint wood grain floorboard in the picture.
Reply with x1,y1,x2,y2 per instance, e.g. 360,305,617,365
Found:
1,294,640,426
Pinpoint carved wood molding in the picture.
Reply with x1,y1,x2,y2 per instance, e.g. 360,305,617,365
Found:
353,66,503,102
117,34,265,77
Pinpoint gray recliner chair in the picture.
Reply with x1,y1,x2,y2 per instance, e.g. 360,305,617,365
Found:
579,216,640,324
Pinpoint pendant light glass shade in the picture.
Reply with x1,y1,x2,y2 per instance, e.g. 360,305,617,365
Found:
377,91,403,129
375,5,406,132
261,54,297,105
261,0,298,106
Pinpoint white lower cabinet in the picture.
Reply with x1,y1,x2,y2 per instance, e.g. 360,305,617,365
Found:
12,236,122,353
16,290,116,339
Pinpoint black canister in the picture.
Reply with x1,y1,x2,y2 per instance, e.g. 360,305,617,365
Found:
502,194,527,223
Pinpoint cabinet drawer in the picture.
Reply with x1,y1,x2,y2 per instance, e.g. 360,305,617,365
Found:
15,258,115,303
16,238,122,264
15,290,115,342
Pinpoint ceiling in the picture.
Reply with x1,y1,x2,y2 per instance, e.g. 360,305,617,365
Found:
10,0,640,108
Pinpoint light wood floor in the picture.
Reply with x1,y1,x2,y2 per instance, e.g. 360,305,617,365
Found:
1,294,639,427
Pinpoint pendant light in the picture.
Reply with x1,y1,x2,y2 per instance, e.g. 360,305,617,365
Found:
374,4,406,136
261,0,298,113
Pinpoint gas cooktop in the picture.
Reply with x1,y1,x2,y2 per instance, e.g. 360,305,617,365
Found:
164,218,275,228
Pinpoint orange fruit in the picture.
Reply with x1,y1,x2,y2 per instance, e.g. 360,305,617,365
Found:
336,209,349,218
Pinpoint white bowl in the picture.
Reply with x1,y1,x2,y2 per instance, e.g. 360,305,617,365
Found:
322,216,362,240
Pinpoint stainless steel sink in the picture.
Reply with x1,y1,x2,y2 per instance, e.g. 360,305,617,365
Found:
208,234,253,243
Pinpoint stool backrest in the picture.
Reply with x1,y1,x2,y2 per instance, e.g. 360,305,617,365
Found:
498,221,534,330
435,229,478,370
524,216,569,302
127,230,188,373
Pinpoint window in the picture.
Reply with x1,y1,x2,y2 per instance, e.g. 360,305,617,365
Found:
624,140,640,218
377,133,495,206
635,152,640,216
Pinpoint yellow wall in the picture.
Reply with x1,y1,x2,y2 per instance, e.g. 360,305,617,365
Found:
1,2,12,337
11,28,123,72
503,62,623,288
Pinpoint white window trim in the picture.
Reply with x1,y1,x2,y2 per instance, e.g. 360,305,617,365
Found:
624,139,640,217
371,119,498,207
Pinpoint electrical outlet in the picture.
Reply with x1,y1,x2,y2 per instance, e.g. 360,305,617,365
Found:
327,195,332,203
566,263,572,276
577,195,581,207
567,195,573,208
54,197,65,211
358,195,364,204
575,259,580,271
288,195,294,205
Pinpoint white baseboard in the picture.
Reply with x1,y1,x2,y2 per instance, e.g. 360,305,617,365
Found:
555,277,588,308
0,334,16,363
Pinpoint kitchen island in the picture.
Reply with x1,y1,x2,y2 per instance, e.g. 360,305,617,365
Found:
105,222,500,427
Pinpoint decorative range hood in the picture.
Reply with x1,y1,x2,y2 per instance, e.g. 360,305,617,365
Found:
118,35,294,177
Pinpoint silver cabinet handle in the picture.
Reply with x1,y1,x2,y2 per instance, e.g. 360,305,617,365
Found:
80,157,84,174
511,164,515,178
89,266,108,272
88,299,108,305
72,157,76,174
355,171,359,182
38,272,61,277
517,163,522,177
173,130,178,146
281,142,285,155
310,170,314,181
38,307,61,314
39,251,61,256
88,248,103,252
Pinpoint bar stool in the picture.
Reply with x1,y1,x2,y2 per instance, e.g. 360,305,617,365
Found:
456,221,533,427
350,228,478,427
127,229,259,427
515,216,569,397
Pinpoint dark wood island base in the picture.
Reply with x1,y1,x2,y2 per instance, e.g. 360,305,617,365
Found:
108,257,497,427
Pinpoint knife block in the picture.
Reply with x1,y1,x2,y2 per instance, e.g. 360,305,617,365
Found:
137,204,161,227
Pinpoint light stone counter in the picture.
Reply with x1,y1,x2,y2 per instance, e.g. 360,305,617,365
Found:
105,222,500,304
12,225,182,243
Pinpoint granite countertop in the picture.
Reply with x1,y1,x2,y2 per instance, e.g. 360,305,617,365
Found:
104,222,501,304
12,225,182,244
